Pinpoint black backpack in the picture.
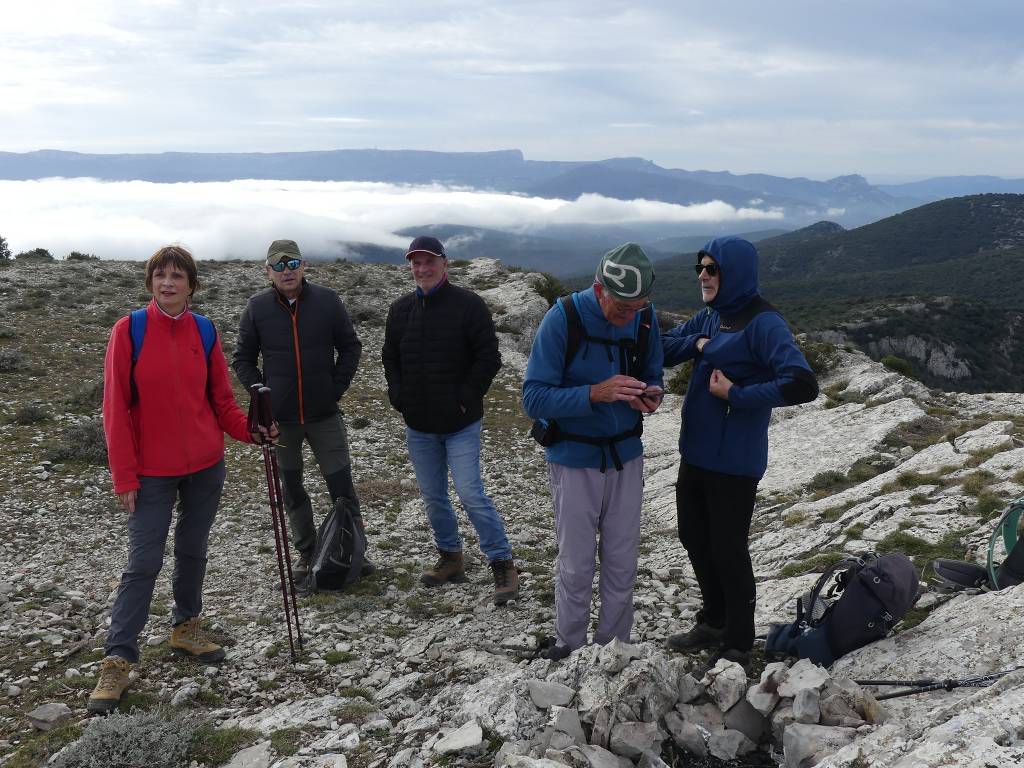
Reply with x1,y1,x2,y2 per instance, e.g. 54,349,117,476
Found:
529,294,654,472
299,497,367,592
765,553,920,666
931,498,1024,593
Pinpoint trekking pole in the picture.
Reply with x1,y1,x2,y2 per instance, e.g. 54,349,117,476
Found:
248,384,303,660
856,667,1023,701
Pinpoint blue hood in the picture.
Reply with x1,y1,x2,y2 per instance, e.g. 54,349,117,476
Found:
700,236,760,316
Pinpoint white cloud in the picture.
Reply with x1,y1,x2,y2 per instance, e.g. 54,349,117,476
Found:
0,178,783,260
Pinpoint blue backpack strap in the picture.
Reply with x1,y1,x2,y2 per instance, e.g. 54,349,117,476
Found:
129,308,148,362
191,312,217,361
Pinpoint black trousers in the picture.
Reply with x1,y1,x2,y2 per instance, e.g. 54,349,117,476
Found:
676,461,759,651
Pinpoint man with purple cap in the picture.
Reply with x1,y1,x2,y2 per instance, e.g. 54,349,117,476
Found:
382,235,520,606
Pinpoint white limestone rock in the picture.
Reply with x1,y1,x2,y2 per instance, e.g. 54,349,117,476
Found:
783,723,858,768
528,679,575,709
223,741,274,768
793,687,820,724
597,638,642,674
662,711,708,757
952,421,1014,454
608,721,662,759
27,702,72,731
433,718,484,754
704,660,748,712
778,659,831,699
708,728,757,761
550,705,586,745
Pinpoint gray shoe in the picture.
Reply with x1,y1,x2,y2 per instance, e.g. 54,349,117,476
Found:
666,622,725,652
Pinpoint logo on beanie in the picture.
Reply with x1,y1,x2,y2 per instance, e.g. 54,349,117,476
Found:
601,260,642,298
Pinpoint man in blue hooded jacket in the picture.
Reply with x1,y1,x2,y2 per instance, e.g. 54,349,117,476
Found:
523,243,664,660
662,236,818,666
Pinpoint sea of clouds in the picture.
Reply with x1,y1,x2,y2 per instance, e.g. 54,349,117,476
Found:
0,178,784,261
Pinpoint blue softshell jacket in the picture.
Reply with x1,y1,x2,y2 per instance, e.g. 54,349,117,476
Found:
523,287,664,469
662,236,818,479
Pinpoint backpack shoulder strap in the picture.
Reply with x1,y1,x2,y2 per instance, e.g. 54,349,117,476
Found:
129,308,147,362
806,555,866,625
558,294,584,371
629,305,653,377
191,312,217,360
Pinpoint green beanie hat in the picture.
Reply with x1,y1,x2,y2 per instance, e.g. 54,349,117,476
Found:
596,243,655,299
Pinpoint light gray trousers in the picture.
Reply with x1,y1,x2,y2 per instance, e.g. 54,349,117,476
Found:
549,456,643,650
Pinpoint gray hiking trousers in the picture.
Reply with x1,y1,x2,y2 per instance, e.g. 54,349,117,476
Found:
106,459,225,663
275,413,359,555
549,457,643,650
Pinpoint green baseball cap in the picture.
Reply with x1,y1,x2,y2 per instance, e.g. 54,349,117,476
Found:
596,243,655,299
266,239,302,265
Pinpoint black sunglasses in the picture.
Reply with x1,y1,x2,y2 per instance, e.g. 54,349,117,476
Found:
694,262,720,277
270,258,302,272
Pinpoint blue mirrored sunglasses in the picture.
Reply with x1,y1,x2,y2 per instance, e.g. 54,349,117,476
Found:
270,258,302,272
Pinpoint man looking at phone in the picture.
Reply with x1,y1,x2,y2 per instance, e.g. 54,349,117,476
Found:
523,243,664,660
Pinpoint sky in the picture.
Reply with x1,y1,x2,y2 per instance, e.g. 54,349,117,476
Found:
3,1,1023,181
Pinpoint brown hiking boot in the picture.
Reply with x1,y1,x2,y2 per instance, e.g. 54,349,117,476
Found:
87,655,132,714
420,549,468,586
491,558,520,605
170,617,226,662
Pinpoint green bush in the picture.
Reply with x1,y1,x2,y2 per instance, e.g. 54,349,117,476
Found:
536,273,569,307
52,708,197,768
11,403,49,424
0,347,26,372
881,355,913,377
799,338,840,377
67,251,99,261
50,417,108,464
15,247,54,262
666,362,693,395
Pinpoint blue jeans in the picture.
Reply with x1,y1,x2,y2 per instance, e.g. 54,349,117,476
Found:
406,420,512,562
106,460,225,663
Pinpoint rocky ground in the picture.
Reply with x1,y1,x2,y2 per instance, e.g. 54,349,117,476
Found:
0,257,1022,768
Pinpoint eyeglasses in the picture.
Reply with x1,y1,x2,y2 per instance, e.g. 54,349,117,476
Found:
610,298,650,314
270,259,302,272
694,263,720,277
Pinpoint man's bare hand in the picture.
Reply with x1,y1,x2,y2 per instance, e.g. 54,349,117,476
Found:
590,375,647,403
629,385,664,413
709,369,733,400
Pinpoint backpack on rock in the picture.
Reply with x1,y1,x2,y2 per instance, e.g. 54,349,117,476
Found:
765,552,921,666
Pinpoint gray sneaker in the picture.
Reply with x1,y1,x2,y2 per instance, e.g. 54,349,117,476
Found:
666,622,725,652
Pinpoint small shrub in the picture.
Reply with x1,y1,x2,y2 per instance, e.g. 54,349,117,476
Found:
799,338,840,377
0,347,26,372
50,418,108,464
66,251,99,261
808,470,846,493
666,362,692,395
269,728,302,757
15,247,54,261
1014,469,1024,485
52,708,197,768
188,725,259,766
536,273,569,307
349,415,371,429
844,523,866,539
323,650,356,665
66,380,104,411
11,403,49,424
881,355,913,377
779,551,847,578
961,471,995,497
975,492,1005,520
783,510,807,527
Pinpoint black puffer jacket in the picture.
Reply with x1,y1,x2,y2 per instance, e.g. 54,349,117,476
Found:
232,280,361,424
382,281,501,434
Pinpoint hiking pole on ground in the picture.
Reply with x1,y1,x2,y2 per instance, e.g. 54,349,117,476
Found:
248,384,303,661
855,667,1023,701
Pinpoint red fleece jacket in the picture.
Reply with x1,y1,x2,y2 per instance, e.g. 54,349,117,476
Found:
103,301,252,493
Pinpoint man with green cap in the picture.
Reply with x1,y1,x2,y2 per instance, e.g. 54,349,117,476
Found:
233,239,366,578
523,243,664,659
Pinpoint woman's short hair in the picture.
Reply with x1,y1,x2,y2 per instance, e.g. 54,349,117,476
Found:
144,245,200,297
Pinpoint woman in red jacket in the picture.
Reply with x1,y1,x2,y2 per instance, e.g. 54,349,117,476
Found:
90,245,272,714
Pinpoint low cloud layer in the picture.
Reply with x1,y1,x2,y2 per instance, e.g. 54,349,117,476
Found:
0,178,783,261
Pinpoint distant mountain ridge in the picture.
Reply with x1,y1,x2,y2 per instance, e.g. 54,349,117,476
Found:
5,147,1020,230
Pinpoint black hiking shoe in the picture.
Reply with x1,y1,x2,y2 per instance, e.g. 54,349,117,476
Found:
666,621,725,653
537,636,571,661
